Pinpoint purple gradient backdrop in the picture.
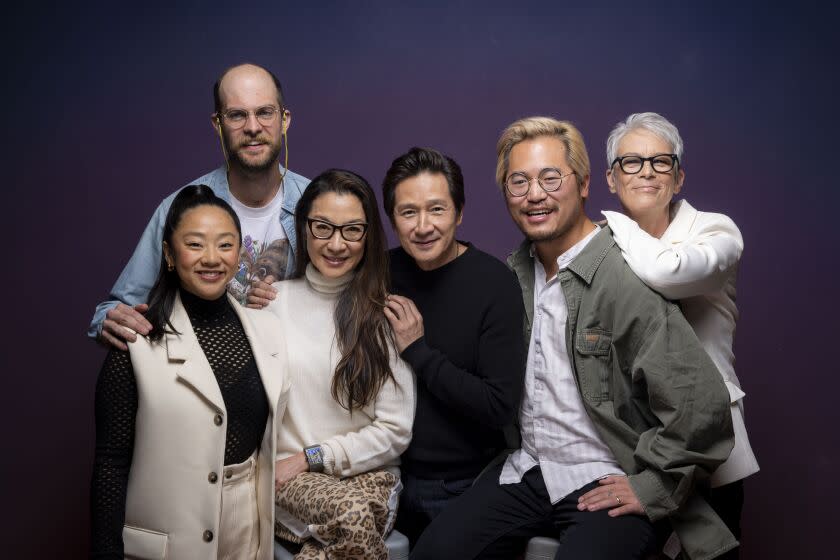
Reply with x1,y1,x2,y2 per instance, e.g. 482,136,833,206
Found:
3,1,836,557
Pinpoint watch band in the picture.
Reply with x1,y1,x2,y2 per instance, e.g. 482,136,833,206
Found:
304,444,325,473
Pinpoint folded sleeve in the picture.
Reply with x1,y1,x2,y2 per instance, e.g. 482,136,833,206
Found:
626,307,735,521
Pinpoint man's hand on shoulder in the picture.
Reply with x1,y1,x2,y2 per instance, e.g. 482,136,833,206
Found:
246,275,278,309
100,303,152,351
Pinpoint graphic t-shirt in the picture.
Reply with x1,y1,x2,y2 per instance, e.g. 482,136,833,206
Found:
227,187,290,303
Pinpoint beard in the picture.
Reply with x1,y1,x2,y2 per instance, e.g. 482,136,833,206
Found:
225,135,283,173
515,203,585,244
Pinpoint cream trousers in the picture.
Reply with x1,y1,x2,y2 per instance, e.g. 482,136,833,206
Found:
218,453,260,560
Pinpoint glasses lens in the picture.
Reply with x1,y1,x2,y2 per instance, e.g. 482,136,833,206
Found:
255,106,279,125
619,157,643,173
341,224,366,242
651,155,675,172
538,169,564,192
224,110,247,128
309,220,334,239
506,173,530,196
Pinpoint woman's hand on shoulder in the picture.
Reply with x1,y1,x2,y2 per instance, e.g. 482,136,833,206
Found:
383,294,424,353
274,452,309,490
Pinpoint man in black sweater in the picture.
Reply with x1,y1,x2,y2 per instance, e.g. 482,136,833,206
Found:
382,147,526,546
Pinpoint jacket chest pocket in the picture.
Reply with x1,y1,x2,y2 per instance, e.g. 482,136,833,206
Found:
574,328,613,402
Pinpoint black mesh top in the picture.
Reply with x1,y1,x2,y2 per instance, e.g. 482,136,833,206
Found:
89,290,269,559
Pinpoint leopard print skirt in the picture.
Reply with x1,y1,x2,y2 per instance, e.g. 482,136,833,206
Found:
275,470,400,559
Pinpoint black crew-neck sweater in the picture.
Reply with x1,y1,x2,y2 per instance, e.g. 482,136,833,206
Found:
390,243,526,480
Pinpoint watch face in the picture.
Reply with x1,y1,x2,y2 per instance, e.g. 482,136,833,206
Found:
305,445,325,472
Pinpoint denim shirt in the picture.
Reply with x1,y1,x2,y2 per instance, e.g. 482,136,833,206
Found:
507,226,737,560
88,165,309,339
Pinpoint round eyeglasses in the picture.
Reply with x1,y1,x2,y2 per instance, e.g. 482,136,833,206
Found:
612,154,679,174
307,218,368,242
216,105,285,129
505,168,576,197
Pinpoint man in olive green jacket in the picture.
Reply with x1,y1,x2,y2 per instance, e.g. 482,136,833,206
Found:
411,117,735,560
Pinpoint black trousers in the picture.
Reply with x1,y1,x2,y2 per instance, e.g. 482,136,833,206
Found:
410,464,662,560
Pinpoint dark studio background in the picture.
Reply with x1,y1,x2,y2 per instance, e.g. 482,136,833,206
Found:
2,1,836,558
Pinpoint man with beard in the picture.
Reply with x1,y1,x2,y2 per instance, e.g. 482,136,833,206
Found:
410,117,736,560
89,63,309,349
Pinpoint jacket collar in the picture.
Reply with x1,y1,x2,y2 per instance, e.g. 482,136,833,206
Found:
165,293,225,412
662,198,698,244
228,297,284,417
164,292,282,415
564,226,615,286
509,226,616,287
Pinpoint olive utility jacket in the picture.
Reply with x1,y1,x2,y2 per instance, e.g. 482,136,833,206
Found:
507,226,737,560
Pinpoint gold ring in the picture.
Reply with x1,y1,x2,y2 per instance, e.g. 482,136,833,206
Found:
616,496,622,504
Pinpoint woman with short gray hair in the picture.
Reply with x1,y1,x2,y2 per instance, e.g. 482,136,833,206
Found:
603,112,759,559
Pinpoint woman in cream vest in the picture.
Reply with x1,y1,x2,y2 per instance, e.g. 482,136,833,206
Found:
90,185,289,560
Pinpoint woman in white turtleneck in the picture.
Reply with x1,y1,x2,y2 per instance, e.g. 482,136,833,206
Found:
603,113,758,559
265,169,415,560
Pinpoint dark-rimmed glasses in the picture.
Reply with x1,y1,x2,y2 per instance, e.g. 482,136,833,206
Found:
505,168,576,197
216,105,286,129
612,154,678,174
307,218,368,242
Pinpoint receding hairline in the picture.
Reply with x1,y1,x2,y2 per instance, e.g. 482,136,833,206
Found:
216,63,281,108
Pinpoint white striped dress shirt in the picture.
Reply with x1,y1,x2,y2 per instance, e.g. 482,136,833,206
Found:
500,227,624,504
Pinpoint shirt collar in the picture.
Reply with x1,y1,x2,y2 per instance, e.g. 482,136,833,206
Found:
529,225,601,271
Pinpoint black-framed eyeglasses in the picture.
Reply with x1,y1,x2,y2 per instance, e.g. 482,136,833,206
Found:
505,168,576,197
612,154,679,174
216,105,286,129
307,218,368,242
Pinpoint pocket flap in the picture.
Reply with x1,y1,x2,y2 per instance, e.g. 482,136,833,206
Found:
123,524,168,559
575,328,612,356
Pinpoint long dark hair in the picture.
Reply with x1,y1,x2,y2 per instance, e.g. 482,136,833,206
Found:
293,169,395,411
146,185,242,341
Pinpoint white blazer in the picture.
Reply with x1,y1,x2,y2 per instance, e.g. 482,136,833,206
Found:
604,199,759,486
122,293,289,560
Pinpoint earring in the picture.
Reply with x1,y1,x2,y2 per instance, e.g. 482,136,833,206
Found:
167,262,174,271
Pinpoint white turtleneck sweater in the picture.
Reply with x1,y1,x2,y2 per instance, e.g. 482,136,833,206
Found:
266,264,416,477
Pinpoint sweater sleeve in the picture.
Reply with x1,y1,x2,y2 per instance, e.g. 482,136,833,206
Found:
320,352,416,477
399,271,525,429
90,349,138,559
602,209,743,300
626,307,735,521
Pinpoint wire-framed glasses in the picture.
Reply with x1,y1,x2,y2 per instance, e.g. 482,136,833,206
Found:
505,168,576,197
217,105,285,129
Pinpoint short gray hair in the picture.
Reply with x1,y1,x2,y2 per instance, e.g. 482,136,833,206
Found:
606,112,684,167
